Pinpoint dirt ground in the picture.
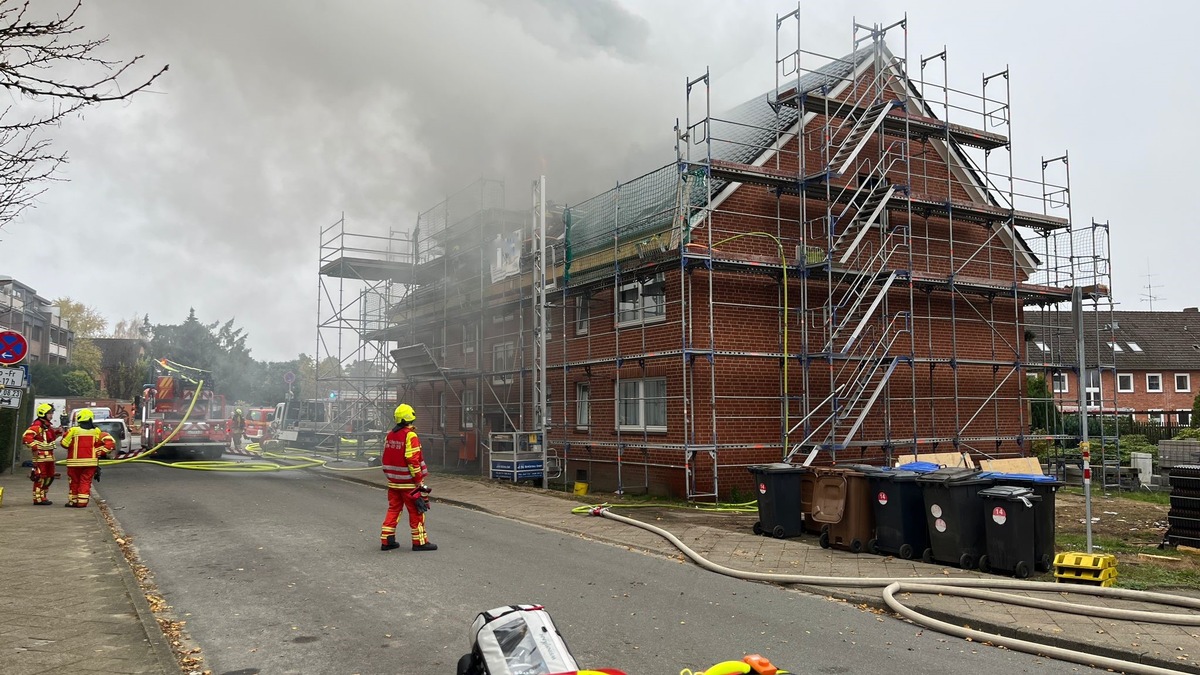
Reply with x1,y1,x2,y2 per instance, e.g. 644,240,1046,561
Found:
1054,490,1168,544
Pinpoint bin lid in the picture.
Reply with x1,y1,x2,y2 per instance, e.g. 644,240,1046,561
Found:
857,466,921,482
914,467,991,486
978,484,1042,503
979,471,1061,485
897,461,941,474
747,462,807,474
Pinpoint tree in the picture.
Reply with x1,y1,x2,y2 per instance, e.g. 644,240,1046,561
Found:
0,1,167,231
1193,393,1200,429
62,369,98,396
149,309,257,403
70,337,103,383
110,314,150,339
106,356,149,400
53,296,107,337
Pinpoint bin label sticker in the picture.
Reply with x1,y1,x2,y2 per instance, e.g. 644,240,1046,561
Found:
877,491,888,506
934,517,947,533
930,504,942,518
758,482,766,495
992,506,1007,525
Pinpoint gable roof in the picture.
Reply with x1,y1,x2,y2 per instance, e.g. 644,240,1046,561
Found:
1025,308,1200,370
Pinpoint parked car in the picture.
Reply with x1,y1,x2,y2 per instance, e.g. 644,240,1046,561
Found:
92,418,134,455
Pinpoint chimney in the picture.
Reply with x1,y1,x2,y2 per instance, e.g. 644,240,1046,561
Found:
1185,307,1199,313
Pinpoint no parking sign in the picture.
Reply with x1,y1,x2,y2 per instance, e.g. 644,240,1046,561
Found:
0,330,28,365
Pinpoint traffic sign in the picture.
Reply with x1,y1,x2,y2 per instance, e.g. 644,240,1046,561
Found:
0,387,21,409
0,330,28,365
283,371,296,385
0,365,27,388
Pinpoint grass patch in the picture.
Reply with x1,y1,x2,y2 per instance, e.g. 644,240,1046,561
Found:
1056,534,1198,590
1113,563,1200,591
1056,533,1145,554
1060,485,1171,505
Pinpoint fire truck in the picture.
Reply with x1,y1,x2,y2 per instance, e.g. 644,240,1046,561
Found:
139,363,231,460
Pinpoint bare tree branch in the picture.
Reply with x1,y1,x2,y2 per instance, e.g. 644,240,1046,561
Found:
0,0,168,230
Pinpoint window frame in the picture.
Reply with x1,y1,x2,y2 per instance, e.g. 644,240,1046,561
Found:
438,392,447,430
492,341,515,385
616,377,667,432
1175,373,1191,393
575,381,590,429
616,273,666,327
1147,410,1165,425
463,322,478,354
1179,409,1193,427
1051,372,1069,394
461,389,476,429
575,294,590,336
1146,373,1163,393
1117,373,1134,393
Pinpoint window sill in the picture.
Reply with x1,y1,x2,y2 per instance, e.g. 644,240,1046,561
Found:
617,426,668,434
616,315,667,329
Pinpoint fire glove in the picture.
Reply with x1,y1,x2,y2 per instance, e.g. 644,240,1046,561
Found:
94,466,102,482
414,493,430,514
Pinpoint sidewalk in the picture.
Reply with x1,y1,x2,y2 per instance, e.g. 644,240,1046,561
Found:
317,459,1200,674
0,471,174,675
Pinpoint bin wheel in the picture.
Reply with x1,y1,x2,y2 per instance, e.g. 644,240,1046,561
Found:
753,521,763,536
821,524,830,534
457,653,475,675
977,554,991,573
867,538,878,555
959,552,975,570
921,548,934,564
1014,561,1031,579
772,525,787,539
898,544,914,560
850,539,864,554
1037,554,1052,572
819,530,831,549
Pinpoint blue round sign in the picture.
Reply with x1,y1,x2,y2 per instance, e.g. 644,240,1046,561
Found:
283,371,296,385
0,330,28,365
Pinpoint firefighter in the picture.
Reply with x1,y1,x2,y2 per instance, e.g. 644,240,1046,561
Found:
231,407,245,451
22,403,61,505
59,409,115,508
379,403,437,552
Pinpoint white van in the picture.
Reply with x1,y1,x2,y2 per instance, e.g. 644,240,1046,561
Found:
92,418,133,455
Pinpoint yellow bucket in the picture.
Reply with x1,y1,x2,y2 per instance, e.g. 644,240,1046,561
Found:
573,481,589,496
0,486,5,508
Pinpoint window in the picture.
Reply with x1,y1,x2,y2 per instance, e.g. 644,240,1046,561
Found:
1107,342,1123,352
575,382,590,429
461,389,475,429
438,392,447,429
463,323,478,354
492,342,515,384
1176,374,1191,393
617,273,666,326
1179,410,1193,426
1146,373,1163,393
1126,342,1143,352
32,325,43,341
1147,410,1164,425
1033,341,1048,353
1085,369,1102,407
1117,373,1134,393
617,378,667,431
575,295,590,335
1051,372,1068,394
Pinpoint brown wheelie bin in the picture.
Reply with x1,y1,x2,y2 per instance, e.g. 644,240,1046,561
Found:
811,466,876,553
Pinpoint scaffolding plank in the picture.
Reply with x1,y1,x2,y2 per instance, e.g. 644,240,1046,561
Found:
319,255,419,282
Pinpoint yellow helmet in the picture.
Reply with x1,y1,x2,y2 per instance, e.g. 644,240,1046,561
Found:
394,403,416,423
76,409,95,423
36,403,54,417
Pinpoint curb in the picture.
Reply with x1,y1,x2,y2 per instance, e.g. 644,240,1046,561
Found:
91,495,177,675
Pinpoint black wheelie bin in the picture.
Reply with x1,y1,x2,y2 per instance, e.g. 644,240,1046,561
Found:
916,467,994,569
748,463,806,538
861,467,929,559
977,484,1041,578
983,472,1062,572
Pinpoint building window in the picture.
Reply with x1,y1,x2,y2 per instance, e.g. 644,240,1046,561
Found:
1146,373,1163,393
1127,342,1143,352
1085,369,1102,408
463,323,478,354
1107,342,1123,352
575,382,590,429
575,295,590,335
1178,410,1192,427
1117,373,1133,393
1176,374,1191,393
1147,410,1164,425
461,389,475,429
1033,341,1048,353
1051,372,1068,394
492,342,515,384
617,273,666,326
617,378,667,431
32,325,43,341
438,392,446,429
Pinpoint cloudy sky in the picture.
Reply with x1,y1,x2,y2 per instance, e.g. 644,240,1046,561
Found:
3,1,1195,361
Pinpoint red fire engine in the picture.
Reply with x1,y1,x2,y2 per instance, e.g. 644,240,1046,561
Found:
139,361,231,460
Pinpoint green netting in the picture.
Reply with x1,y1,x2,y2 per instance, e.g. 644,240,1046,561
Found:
564,164,711,282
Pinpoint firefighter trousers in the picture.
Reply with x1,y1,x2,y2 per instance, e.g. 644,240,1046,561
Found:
381,487,428,546
31,460,55,503
67,467,97,507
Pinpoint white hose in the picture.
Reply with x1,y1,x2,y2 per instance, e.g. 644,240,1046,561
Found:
592,508,1200,675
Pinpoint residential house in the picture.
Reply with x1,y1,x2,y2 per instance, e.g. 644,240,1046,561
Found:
0,275,73,365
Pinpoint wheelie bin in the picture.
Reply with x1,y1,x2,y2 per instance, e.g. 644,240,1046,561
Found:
977,485,1041,577
860,467,929,559
916,467,994,569
811,466,875,553
983,472,1062,572
748,463,806,538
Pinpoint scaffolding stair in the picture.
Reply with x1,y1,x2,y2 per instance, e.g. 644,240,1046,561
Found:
831,181,896,263
828,100,897,177
835,270,899,353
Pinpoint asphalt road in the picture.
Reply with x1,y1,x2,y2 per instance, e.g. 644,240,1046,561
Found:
96,459,1091,675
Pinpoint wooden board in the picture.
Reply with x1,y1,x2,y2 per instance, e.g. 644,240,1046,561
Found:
894,452,975,469
978,457,1044,475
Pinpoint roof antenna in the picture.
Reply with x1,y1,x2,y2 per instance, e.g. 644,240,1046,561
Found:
1139,259,1163,311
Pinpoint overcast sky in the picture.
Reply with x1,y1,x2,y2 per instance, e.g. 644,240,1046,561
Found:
2,1,1195,362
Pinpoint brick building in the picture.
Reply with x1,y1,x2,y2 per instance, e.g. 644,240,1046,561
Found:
322,24,1108,499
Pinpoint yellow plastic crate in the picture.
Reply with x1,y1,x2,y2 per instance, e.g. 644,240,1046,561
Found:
1054,552,1119,586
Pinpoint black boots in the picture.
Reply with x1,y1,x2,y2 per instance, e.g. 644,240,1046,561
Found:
381,535,401,551
412,542,438,552
33,500,53,506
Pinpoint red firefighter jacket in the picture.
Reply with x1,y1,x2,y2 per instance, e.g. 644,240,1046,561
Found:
22,418,60,463
60,426,115,467
381,425,427,490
